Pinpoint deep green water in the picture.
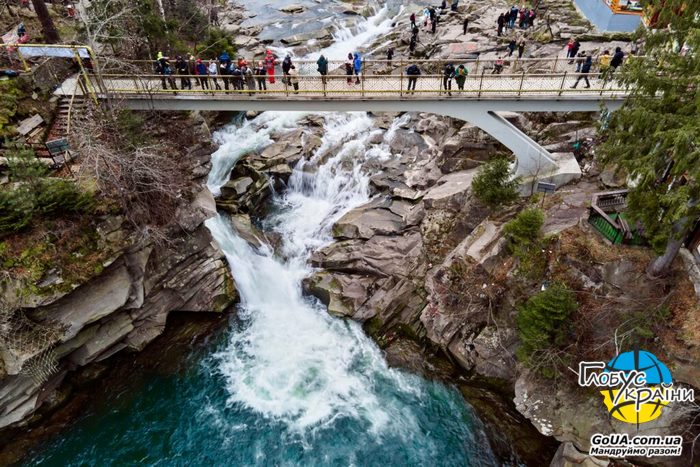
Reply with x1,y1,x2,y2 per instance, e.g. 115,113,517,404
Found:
24,317,496,467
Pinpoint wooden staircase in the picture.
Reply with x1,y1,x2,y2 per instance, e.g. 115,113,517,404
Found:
48,95,86,141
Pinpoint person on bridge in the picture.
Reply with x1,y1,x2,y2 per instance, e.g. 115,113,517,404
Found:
454,64,468,91
317,54,329,85
288,65,300,94
231,64,243,91
221,62,231,92
282,54,293,82
345,54,354,84
463,16,469,35
208,60,222,91
571,53,592,88
196,58,209,90
598,50,611,78
175,56,191,90
264,50,277,84
163,62,177,92
219,50,231,66
406,63,420,93
242,64,255,95
353,53,362,85
443,62,455,96
610,47,624,72
254,61,267,91
497,14,505,36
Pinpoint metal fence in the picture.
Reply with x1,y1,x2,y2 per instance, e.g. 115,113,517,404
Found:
96,70,628,99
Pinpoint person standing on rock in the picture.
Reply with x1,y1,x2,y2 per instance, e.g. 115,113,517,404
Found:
571,52,592,88
443,62,455,96
409,34,418,55
406,63,420,93
431,14,438,34
509,5,518,28
451,0,459,11
518,39,526,59
455,64,468,91
497,13,505,36
254,61,267,91
440,0,447,10
387,47,394,65
410,12,417,29
529,9,536,28
353,52,362,85
507,39,516,57
463,16,469,35
264,50,277,84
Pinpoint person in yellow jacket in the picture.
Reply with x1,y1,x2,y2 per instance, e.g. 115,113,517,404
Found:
598,50,611,78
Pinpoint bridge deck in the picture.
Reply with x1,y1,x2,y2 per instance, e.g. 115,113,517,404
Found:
58,73,628,102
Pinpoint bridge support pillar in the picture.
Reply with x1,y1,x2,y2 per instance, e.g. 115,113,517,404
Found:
443,109,582,192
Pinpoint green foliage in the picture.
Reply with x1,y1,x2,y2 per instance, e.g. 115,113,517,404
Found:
516,282,578,374
472,157,521,209
0,80,22,138
195,27,238,60
598,0,700,266
504,208,547,278
0,147,94,236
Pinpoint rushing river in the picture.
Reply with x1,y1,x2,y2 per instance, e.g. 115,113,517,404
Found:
23,4,501,466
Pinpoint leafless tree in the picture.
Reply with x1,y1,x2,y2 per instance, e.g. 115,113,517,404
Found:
70,104,187,242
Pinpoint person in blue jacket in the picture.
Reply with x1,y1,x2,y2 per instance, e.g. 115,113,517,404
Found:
353,53,362,84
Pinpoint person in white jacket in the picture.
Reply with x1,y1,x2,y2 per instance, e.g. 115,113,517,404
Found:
208,60,221,90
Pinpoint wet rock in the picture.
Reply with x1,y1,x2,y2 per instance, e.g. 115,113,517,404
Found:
280,4,305,13
303,271,375,318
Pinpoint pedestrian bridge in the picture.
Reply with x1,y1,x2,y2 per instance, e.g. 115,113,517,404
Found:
56,55,630,187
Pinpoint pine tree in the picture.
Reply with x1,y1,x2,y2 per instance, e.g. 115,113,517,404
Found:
599,0,700,277
472,157,521,209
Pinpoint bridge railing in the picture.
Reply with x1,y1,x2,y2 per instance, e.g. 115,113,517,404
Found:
100,56,644,78
95,71,628,99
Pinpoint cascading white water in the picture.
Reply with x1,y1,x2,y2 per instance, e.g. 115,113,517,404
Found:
271,4,400,61
205,112,421,432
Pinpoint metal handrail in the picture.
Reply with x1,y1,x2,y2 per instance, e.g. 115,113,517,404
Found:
66,74,80,135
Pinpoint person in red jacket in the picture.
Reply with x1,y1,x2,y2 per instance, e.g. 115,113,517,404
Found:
264,50,277,84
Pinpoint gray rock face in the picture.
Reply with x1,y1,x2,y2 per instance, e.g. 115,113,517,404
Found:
0,127,238,430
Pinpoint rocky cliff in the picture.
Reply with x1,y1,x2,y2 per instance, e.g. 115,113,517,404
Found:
0,114,237,431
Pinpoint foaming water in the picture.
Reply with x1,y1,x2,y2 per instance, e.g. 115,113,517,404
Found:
272,4,400,61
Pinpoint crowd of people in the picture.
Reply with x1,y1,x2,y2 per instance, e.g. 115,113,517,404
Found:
150,2,627,96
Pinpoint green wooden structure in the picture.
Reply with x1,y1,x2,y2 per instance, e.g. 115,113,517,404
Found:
588,190,644,245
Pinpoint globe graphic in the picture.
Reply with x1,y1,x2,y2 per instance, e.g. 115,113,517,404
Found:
600,350,672,424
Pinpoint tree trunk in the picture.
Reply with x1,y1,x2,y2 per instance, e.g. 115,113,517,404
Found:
31,0,60,43
647,218,691,278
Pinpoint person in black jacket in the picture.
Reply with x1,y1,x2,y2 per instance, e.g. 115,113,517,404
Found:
497,14,505,36
610,47,625,72
443,62,455,95
406,64,420,93
571,53,592,88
